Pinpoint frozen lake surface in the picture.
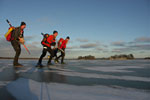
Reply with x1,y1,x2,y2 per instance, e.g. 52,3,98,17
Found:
0,59,150,100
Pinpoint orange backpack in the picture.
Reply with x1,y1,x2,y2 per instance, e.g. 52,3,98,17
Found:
4,27,15,41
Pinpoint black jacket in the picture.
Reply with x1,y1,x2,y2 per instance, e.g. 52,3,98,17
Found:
11,27,24,41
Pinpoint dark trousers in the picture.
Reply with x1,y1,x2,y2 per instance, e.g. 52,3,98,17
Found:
11,40,21,65
56,48,65,63
54,48,58,58
38,47,54,64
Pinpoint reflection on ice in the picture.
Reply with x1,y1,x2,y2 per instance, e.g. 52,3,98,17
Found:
7,78,150,100
0,59,150,100
84,66,144,72
56,70,150,82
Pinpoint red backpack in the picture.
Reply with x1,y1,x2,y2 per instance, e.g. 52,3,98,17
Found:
58,38,64,47
4,27,15,41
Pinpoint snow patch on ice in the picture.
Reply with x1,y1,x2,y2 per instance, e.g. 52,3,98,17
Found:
84,66,144,72
0,66,10,72
56,71,150,82
0,81,11,87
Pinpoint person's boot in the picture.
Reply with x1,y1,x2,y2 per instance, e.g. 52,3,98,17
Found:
47,62,53,70
54,59,59,64
36,63,44,68
61,62,66,64
47,62,53,66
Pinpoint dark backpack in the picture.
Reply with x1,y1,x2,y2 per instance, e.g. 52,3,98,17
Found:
41,33,49,45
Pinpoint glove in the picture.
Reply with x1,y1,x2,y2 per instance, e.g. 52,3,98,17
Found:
19,38,25,44
51,42,56,46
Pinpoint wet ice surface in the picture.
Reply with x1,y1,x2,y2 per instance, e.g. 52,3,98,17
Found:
0,59,150,100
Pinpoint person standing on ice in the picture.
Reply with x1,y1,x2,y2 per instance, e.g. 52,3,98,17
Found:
36,31,58,68
11,22,26,67
55,36,70,64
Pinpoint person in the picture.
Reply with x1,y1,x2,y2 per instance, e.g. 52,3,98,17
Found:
53,38,64,61
55,36,70,64
11,22,26,67
36,31,58,68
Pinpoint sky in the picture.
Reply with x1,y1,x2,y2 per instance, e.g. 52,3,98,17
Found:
0,0,150,58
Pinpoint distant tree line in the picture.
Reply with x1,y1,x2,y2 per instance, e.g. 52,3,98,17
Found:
109,54,134,60
78,55,95,60
145,57,150,59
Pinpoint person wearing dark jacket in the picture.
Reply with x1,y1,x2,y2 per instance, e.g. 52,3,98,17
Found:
11,22,26,67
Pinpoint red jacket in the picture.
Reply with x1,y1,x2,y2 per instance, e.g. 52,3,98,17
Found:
60,39,68,49
42,35,55,47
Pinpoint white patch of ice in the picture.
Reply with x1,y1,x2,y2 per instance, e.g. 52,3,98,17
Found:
15,67,34,73
56,71,150,82
84,66,144,72
0,81,11,87
33,68,38,72
0,66,10,72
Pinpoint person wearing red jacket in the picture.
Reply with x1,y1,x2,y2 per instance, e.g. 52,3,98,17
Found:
55,36,70,64
36,31,58,68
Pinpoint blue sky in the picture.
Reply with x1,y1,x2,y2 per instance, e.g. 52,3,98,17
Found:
0,0,150,58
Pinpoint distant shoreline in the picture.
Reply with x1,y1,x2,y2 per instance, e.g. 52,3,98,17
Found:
0,57,148,60
0,57,77,60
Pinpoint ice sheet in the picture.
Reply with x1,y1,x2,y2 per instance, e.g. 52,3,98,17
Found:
84,66,144,72
6,78,150,100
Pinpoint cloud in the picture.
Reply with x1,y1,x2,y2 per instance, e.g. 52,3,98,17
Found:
134,37,150,43
68,40,74,44
128,44,150,50
0,37,12,50
95,47,110,53
111,48,124,53
24,35,35,41
103,45,108,48
111,41,126,46
0,37,43,58
80,43,99,48
1,35,150,58
0,37,18,57
67,46,79,49
27,41,40,46
112,44,150,53
96,47,103,51
66,45,80,50
111,37,150,53
76,38,89,42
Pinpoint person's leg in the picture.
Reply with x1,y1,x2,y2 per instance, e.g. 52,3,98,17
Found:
38,48,47,64
47,47,54,65
56,49,63,60
54,48,59,63
54,48,58,58
11,40,21,66
61,49,65,64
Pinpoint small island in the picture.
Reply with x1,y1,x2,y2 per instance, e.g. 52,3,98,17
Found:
145,57,150,60
78,54,134,60
78,55,95,60
109,54,134,60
